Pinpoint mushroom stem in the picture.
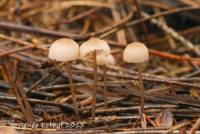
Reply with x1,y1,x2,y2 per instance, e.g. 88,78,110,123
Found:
137,64,145,114
66,62,80,120
137,64,147,128
92,50,98,121
103,65,108,109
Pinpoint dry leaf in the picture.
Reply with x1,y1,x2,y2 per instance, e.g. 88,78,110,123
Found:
155,109,173,128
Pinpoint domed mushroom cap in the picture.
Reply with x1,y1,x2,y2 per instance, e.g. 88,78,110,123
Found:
48,38,79,62
123,42,149,63
96,54,116,65
106,55,116,65
80,38,110,58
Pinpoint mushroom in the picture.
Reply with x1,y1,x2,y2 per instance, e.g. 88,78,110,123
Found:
123,42,149,114
49,38,80,120
96,54,116,66
96,54,115,108
80,37,110,120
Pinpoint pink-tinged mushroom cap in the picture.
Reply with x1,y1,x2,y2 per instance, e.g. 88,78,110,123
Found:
96,54,116,65
123,42,149,63
48,38,79,62
80,38,110,58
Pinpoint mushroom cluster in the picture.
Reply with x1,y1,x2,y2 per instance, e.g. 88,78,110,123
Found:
48,38,149,121
48,37,115,121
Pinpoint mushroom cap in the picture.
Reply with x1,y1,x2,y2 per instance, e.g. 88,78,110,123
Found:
96,54,116,65
123,42,149,63
106,55,116,65
48,38,79,62
80,38,110,58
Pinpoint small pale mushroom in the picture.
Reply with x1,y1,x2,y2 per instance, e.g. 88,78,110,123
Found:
96,54,115,66
123,42,149,64
49,38,80,120
96,54,116,108
105,55,116,65
80,37,110,120
123,42,149,127
80,38,110,58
